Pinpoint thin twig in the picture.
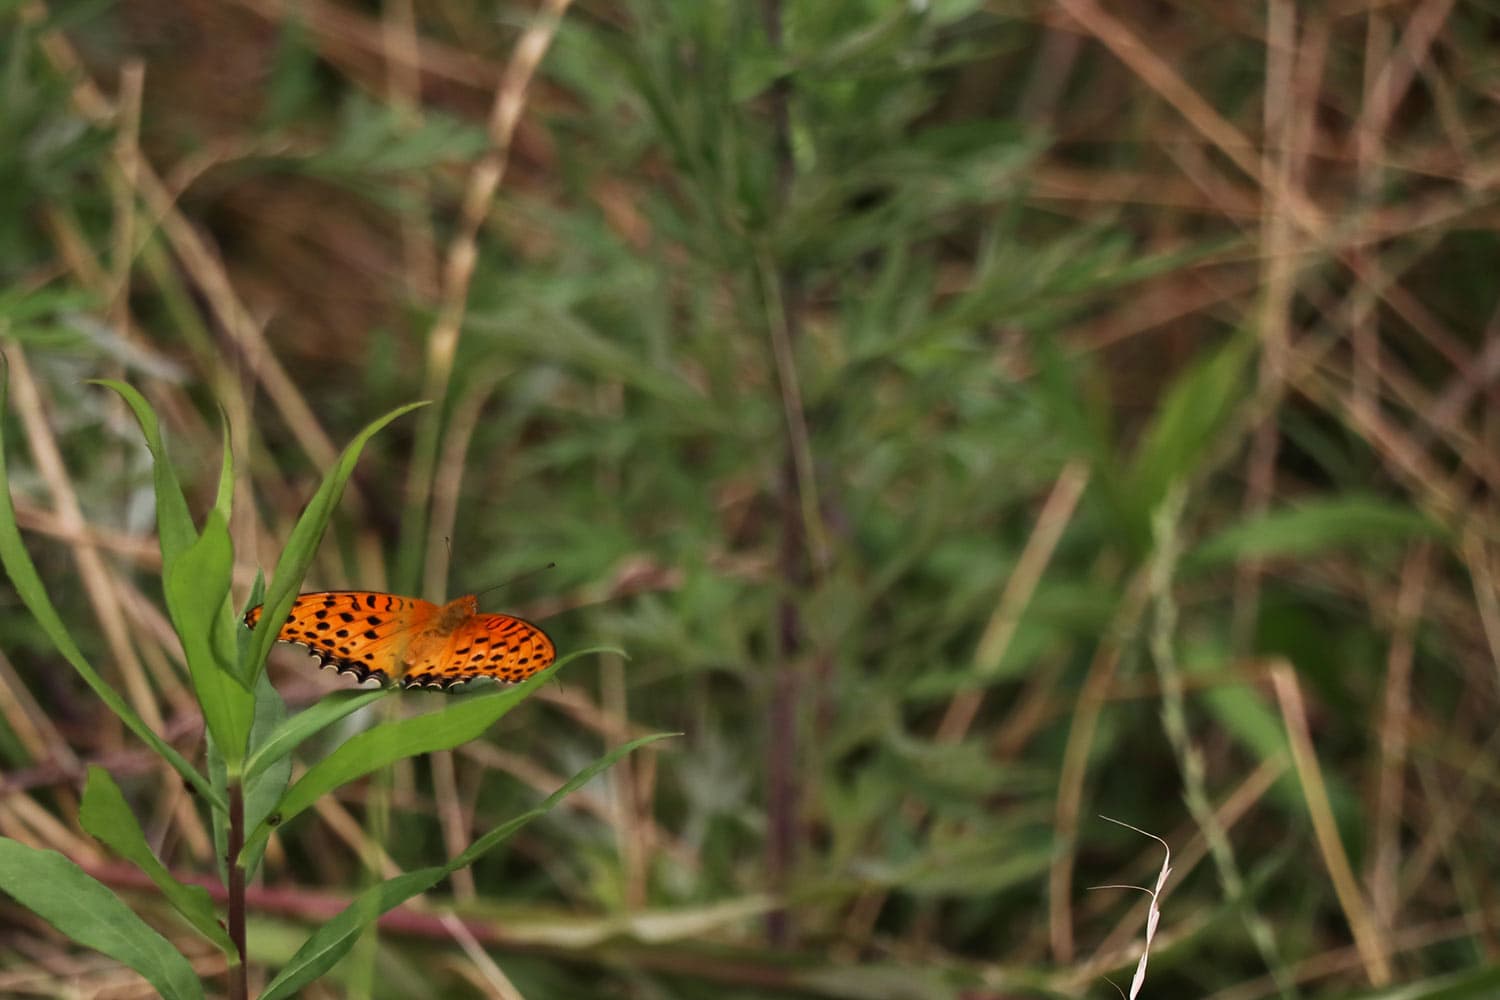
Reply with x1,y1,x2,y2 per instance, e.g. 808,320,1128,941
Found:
1370,543,1430,931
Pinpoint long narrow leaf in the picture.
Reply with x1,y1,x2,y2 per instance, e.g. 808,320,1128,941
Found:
243,401,427,687
212,413,234,523
240,668,294,879
454,733,675,867
165,510,252,765
207,665,294,883
243,688,392,782
208,416,242,675
241,659,562,855
98,383,252,762
92,380,197,568
0,837,205,1000
243,643,621,783
1189,494,1443,568
258,868,443,1000
79,768,235,957
0,367,219,807
258,733,674,1000
1124,334,1253,533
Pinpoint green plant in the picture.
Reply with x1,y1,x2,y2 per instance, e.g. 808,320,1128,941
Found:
0,376,666,999
9,0,1500,994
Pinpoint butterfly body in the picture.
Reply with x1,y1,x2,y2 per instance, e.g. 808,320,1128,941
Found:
244,591,555,690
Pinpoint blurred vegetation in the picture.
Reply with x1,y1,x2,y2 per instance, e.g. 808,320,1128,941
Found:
2,0,1500,997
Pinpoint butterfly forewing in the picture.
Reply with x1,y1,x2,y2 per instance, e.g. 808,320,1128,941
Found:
246,591,439,685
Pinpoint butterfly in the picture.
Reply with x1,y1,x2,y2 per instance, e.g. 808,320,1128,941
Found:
244,592,556,690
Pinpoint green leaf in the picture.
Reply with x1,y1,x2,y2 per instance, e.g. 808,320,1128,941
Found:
165,510,252,765
244,644,622,785
206,667,294,883
207,422,241,681
204,727,230,885
212,413,235,524
0,837,205,1000
263,8,316,130
1124,334,1254,541
1190,495,1444,567
243,401,427,687
92,380,196,569
0,368,219,807
209,582,279,880
78,768,235,957
243,646,618,856
258,733,674,1000
108,384,251,766
451,731,676,869
243,688,392,783
259,867,442,1000
924,0,987,23
240,668,294,879
242,658,560,855
0,286,97,324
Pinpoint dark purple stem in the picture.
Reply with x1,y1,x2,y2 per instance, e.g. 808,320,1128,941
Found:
227,782,247,1000
761,0,803,950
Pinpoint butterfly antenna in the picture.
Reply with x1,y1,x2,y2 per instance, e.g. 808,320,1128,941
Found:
474,562,556,601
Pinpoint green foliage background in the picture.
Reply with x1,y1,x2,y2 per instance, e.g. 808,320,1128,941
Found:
2,1,1498,997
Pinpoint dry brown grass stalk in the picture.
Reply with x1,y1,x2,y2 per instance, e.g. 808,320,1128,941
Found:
1049,568,1153,962
1270,663,1392,985
407,0,574,600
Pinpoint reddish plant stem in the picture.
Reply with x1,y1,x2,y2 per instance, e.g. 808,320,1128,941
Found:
226,782,247,1000
760,0,806,950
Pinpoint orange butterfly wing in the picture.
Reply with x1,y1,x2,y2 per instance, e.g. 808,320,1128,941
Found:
245,591,439,686
246,592,555,690
401,613,556,689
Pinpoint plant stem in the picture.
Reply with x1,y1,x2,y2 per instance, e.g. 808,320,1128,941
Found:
758,0,812,950
227,781,247,1000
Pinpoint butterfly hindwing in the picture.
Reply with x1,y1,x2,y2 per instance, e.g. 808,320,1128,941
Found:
398,614,556,689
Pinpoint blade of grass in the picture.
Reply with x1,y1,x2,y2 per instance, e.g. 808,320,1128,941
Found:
258,732,674,1000
78,767,236,957
1189,494,1443,568
0,837,205,1000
